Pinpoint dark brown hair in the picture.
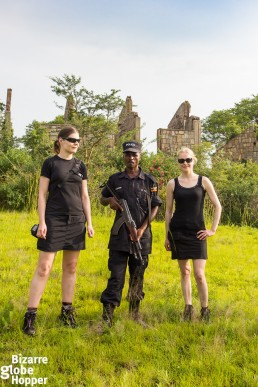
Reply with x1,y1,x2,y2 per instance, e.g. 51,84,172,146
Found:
54,126,78,154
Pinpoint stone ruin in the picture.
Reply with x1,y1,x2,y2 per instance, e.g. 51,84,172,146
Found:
43,96,76,141
116,96,140,142
217,123,258,163
40,98,258,163
1,88,257,163
157,101,201,154
41,95,141,147
1,88,13,137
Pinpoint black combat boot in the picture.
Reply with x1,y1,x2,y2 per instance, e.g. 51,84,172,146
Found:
102,304,115,327
129,300,140,321
59,305,77,328
129,300,148,327
200,307,210,323
183,304,194,322
22,311,37,336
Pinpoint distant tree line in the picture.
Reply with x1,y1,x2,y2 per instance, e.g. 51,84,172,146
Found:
0,75,258,227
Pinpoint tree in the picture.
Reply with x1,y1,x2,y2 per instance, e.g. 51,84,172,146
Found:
234,95,258,127
202,94,258,149
21,121,52,161
0,100,14,151
0,100,5,128
208,155,258,227
50,74,124,164
0,147,39,210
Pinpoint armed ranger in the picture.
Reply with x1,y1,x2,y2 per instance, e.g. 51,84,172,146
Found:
103,182,144,265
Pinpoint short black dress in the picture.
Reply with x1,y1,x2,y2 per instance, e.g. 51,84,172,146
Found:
168,175,207,260
37,155,87,252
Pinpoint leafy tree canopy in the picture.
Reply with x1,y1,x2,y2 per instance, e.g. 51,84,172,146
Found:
49,74,125,164
0,100,5,114
0,100,5,131
21,121,52,161
202,94,258,149
0,99,15,151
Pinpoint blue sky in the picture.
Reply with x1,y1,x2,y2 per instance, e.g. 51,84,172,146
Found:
1,0,258,152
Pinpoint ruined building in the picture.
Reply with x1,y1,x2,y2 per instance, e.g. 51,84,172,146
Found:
43,95,141,145
217,123,258,163
64,95,75,122
43,96,76,141
116,96,140,142
157,101,201,154
1,88,13,142
4,86,257,163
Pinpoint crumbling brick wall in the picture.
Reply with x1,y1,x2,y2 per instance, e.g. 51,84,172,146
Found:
43,96,140,147
217,125,258,163
116,96,140,142
157,101,201,154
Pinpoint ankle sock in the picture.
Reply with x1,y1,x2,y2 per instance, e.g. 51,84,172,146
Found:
62,302,72,310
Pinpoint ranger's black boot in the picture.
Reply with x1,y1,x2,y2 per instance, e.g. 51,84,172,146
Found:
102,304,115,327
129,300,140,321
129,300,148,327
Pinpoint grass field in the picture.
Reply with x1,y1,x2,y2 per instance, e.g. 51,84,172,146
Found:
0,212,258,386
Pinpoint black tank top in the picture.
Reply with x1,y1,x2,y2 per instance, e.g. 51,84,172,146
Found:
169,175,206,232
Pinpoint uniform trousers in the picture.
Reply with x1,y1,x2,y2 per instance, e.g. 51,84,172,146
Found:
100,250,148,307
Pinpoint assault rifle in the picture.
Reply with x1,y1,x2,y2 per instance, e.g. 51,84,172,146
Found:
100,182,144,265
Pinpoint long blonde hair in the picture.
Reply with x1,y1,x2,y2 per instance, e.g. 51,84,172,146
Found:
177,146,197,165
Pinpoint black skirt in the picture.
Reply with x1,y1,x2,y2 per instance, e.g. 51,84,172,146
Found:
168,230,207,260
37,214,86,252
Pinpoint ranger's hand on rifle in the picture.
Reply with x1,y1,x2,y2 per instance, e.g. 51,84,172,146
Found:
136,226,146,241
108,197,124,212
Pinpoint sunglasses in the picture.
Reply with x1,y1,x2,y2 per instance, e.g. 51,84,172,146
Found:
63,137,80,144
178,158,193,164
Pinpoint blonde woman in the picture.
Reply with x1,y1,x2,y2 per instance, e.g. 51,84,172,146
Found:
165,147,221,322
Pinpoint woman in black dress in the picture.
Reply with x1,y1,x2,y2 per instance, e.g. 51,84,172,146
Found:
22,126,94,335
165,146,221,322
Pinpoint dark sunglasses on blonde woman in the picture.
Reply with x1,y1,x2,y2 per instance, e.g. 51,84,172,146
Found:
178,158,193,164
62,137,80,143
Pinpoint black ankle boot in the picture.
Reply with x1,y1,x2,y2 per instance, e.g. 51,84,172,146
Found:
200,307,210,323
183,304,193,321
102,304,115,327
22,311,37,336
129,300,140,321
59,305,77,328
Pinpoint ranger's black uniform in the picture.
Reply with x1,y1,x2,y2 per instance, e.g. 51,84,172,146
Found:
100,167,162,307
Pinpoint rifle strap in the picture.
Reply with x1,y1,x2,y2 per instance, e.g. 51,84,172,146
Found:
145,176,152,225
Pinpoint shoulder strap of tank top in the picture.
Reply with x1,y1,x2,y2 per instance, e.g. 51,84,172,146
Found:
198,175,202,186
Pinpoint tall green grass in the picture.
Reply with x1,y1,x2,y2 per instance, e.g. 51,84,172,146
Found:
0,212,258,386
